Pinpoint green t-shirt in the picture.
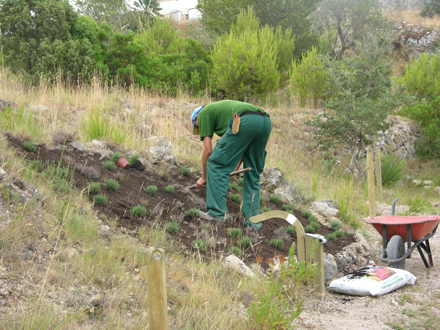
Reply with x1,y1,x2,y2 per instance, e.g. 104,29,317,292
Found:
197,100,269,140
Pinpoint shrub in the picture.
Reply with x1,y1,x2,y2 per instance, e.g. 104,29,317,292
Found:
381,151,406,185
304,225,315,233
93,194,108,205
285,226,296,235
179,166,191,177
301,210,312,218
23,140,36,153
310,221,321,231
260,195,266,205
239,236,253,249
130,205,147,217
270,238,284,250
229,246,242,256
260,206,272,214
335,230,345,238
110,152,122,163
237,177,243,185
88,182,101,194
144,185,158,196
104,179,119,191
227,227,242,238
128,153,140,166
186,208,200,216
165,185,175,194
269,195,281,203
330,220,342,230
282,204,294,213
29,160,44,172
308,215,318,222
229,194,242,203
327,233,336,241
228,181,242,192
191,238,208,252
102,160,117,171
165,221,180,234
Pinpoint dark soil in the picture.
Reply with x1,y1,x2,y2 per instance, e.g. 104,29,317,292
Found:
7,136,356,269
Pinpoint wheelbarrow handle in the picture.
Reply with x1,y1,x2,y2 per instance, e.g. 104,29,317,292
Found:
188,167,251,189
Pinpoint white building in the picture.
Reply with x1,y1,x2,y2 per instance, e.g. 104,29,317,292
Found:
158,0,201,21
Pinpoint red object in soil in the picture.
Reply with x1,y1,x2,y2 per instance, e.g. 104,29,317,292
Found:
116,157,129,169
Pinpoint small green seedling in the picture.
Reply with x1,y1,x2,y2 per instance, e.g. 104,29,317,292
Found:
301,210,312,218
29,160,44,172
110,152,122,163
285,226,296,235
260,206,272,214
179,166,191,177
186,208,200,216
282,204,294,213
165,221,180,234
128,153,140,166
229,246,242,256
260,195,266,205
227,227,242,238
327,233,336,241
88,182,101,194
238,236,253,248
130,205,147,217
310,221,321,230
229,194,242,203
270,239,284,250
330,220,342,230
191,238,208,252
304,225,316,233
23,140,36,153
308,215,318,222
104,179,119,191
144,185,158,196
102,160,117,171
237,177,243,185
269,195,281,203
93,194,108,205
165,185,175,194
335,230,345,238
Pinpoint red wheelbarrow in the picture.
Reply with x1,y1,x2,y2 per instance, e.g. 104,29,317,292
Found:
364,198,440,270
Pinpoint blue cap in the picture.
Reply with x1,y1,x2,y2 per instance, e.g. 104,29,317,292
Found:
191,106,203,135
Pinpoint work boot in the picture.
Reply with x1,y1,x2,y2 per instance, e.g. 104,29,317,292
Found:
199,211,225,222
244,219,262,230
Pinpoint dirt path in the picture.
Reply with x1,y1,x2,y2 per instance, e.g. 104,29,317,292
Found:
297,224,440,329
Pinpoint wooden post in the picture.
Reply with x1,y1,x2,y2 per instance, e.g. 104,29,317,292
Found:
367,149,375,217
375,150,383,203
148,249,168,330
305,235,325,300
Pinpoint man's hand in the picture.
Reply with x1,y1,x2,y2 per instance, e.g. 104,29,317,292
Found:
196,177,207,188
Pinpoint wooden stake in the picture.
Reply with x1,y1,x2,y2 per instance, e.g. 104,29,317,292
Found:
148,249,168,330
375,150,383,203
367,149,375,217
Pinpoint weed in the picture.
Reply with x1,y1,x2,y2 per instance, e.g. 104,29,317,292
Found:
23,140,36,153
301,210,312,218
260,206,272,213
270,238,284,249
104,179,119,191
304,225,315,233
229,246,242,256
229,193,242,203
405,195,434,215
165,185,175,194
310,221,321,230
130,205,147,217
165,221,180,234
227,227,242,238
327,233,336,241
102,160,117,171
238,236,253,248
128,153,140,166
179,166,191,177
186,208,200,216
88,182,101,194
144,185,158,196
29,159,44,172
282,204,294,213
335,230,345,238
191,238,208,252
330,220,342,230
269,195,281,203
285,226,296,235
110,152,122,163
93,194,108,205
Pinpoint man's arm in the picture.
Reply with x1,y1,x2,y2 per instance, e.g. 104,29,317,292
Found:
196,136,212,187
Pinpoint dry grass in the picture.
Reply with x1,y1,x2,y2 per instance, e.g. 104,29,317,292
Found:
383,9,440,29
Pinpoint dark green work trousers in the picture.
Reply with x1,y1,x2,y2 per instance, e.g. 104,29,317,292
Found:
206,114,271,224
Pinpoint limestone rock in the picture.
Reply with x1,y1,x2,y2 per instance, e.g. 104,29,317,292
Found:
148,137,179,168
224,255,255,278
312,200,339,218
324,253,339,282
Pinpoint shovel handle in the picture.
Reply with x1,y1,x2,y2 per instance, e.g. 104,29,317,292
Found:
188,167,251,189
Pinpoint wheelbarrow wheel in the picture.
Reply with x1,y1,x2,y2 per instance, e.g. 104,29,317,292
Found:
388,235,405,269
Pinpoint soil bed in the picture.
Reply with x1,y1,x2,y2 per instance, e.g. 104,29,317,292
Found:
8,136,356,268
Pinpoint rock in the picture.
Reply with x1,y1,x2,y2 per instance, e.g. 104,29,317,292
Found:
90,295,102,307
224,255,255,278
376,202,409,215
266,167,282,188
0,99,18,112
29,105,48,112
69,141,84,151
148,137,179,168
324,254,339,282
273,179,302,203
434,187,440,195
312,201,339,218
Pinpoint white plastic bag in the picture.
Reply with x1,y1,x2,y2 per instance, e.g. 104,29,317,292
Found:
327,266,417,296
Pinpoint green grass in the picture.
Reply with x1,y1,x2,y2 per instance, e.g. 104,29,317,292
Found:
102,160,117,171
227,227,242,238
269,195,281,203
382,151,406,186
165,221,180,234
93,194,108,205
186,208,200,216
128,153,140,166
179,166,191,177
229,194,242,203
23,140,36,153
104,179,119,191
270,238,284,249
191,238,208,252
144,185,158,196
130,205,147,217
165,185,175,194
29,159,44,172
87,182,101,194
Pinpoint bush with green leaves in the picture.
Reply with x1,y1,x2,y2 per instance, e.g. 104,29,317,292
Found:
228,181,242,192
185,208,200,217
237,177,243,185
227,227,242,238
310,221,321,231
88,182,101,194
165,185,175,194
191,238,208,252
308,215,318,222
229,194,242,203
102,160,117,171
93,194,108,205
130,205,147,217
327,233,336,241
229,246,242,256
110,152,122,163
23,141,36,153
144,185,158,196
335,230,345,238
165,221,180,234
421,0,440,17
128,153,140,166
260,206,272,214
179,166,191,177
330,220,342,230
270,239,284,250
269,195,281,204
238,236,253,249
285,226,296,235
304,225,315,233
381,151,406,185
282,204,294,213
104,179,119,191
301,210,312,218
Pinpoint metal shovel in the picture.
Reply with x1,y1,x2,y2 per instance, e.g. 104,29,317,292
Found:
187,167,251,189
